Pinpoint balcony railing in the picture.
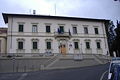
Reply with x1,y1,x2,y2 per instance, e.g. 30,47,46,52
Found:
54,32,71,38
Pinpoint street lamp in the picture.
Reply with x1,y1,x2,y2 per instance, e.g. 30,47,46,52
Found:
80,43,83,59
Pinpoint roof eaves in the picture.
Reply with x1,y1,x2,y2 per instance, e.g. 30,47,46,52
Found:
2,13,110,23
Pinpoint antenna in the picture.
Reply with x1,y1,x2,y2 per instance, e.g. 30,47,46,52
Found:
33,10,36,14
54,3,56,15
29,9,31,14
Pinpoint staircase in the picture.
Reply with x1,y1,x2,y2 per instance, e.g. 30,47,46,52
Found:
93,54,111,64
41,54,111,70
41,53,60,69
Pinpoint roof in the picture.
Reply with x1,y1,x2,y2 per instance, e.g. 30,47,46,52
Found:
2,13,110,24
0,28,7,33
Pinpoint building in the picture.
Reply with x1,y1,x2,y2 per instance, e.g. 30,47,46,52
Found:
2,13,109,56
0,28,7,55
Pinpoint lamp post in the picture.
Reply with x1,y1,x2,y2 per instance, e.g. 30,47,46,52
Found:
59,40,62,54
80,43,83,59
69,41,72,54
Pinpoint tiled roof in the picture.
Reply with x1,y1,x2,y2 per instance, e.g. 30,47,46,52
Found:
2,13,110,24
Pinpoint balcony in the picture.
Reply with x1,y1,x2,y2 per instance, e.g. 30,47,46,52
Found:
54,32,71,38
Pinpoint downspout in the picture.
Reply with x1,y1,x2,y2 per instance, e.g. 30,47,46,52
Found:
102,21,109,55
10,16,13,50
102,22,107,48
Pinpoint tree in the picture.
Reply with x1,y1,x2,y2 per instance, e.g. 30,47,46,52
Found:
108,21,116,56
109,20,120,57
114,0,120,2
113,20,120,57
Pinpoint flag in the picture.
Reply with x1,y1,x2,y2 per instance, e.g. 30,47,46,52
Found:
69,29,71,36
117,20,119,28
57,28,60,33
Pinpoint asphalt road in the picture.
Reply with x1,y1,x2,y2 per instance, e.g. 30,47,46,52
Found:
0,63,109,80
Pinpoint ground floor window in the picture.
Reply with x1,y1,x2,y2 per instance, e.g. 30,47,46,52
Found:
18,41,23,49
46,42,51,49
74,42,79,49
33,41,38,49
0,40,1,52
96,42,101,49
86,42,90,49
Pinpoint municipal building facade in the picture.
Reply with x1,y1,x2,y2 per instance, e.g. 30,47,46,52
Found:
2,13,109,55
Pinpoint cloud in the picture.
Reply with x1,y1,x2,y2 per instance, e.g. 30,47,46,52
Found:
0,0,120,27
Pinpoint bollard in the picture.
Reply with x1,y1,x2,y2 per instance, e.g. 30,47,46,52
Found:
40,65,44,70
24,66,26,72
16,66,18,72
32,65,34,71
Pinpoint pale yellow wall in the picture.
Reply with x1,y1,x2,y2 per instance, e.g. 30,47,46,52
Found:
0,33,7,54
7,16,109,55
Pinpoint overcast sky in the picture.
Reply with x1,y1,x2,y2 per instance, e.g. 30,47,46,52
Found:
0,0,120,27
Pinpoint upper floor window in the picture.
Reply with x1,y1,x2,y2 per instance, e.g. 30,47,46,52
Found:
46,42,51,49
73,27,77,34
59,26,64,33
94,28,99,34
96,42,101,49
18,24,24,32
74,42,79,49
33,41,38,49
46,26,51,33
86,42,90,49
32,25,38,32
84,27,88,34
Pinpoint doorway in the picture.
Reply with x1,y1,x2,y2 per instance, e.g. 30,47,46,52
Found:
60,44,66,55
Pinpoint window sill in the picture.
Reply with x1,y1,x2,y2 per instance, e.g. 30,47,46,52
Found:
16,49,25,53
16,49,25,50
96,48,102,50
85,48,91,50
74,48,80,50
31,49,40,53
18,31,24,33
46,32,51,33
45,49,53,51
32,32,38,34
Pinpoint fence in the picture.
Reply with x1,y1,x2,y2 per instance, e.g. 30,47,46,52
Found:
0,53,111,73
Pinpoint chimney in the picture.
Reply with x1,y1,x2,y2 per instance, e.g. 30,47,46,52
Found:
33,10,36,14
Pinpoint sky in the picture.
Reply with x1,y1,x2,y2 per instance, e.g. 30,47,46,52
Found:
0,0,120,27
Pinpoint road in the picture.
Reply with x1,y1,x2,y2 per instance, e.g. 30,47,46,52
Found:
0,63,109,80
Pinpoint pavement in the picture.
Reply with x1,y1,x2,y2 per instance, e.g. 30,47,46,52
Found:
0,63,109,80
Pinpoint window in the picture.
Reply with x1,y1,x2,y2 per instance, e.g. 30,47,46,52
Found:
18,41,23,49
86,42,90,49
32,25,37,32
59,26,64,33
84,27,88,34
46,26,51,33
33,42,38,49
74,42,79,49
18,24,23,32
46,42,51,49
0,40,1,52
94,28,99,34
73,27,77,34
96,42,101,49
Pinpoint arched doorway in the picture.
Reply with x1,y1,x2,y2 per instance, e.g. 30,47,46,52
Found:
59,39,68,55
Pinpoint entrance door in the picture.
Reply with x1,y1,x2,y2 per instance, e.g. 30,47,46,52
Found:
60,44,66,55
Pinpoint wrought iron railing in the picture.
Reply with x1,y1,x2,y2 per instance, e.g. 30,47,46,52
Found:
54,32,71,38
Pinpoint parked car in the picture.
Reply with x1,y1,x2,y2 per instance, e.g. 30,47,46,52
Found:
108,57,120,80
